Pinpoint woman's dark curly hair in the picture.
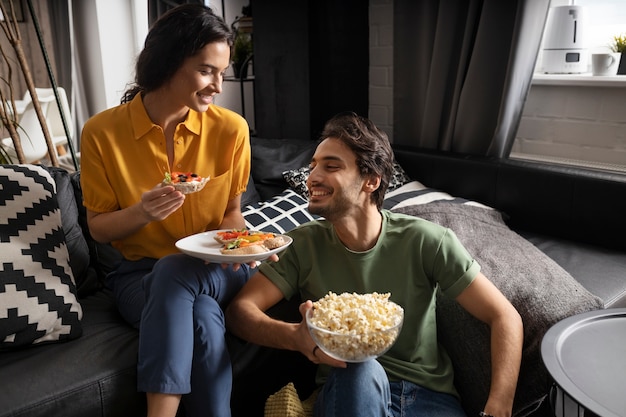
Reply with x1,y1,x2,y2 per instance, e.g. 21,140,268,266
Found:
121,4,234,103
320,112,394,210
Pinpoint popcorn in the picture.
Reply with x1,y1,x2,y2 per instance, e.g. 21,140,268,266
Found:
307,292,404,361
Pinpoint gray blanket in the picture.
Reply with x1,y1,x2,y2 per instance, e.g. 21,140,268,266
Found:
392,203,603,417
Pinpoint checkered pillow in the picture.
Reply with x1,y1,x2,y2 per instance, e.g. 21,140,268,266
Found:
283,161,412,200
0,165,83,349
243,189,320,233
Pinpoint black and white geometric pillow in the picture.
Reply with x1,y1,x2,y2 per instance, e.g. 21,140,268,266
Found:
283,161,412,200
0,165,83,349
243,188,320,234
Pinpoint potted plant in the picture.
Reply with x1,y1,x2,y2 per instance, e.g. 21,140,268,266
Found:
231,5,253,80
231,31,252,79
609,33,626,75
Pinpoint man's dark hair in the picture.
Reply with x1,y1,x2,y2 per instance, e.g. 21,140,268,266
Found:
320,112,394,209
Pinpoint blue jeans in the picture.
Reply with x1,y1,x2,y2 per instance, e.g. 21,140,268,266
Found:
107,254,251,417
314,360,467,417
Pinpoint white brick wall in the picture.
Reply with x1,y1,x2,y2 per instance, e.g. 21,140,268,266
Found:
513,84,626,167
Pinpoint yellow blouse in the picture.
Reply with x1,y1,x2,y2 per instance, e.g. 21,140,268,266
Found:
80,94,250,260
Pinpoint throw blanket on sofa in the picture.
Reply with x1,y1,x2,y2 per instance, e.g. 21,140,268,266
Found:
392,203,603,417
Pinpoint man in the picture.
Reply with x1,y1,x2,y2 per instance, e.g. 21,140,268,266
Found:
225,112,523,417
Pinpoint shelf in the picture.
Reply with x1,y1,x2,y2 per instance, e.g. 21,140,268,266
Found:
532,73,626,87
224,76,255,82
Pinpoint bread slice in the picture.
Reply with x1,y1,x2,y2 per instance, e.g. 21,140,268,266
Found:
169,177,210,194
162,172,210,194
219,243,268,255
262,236,286,249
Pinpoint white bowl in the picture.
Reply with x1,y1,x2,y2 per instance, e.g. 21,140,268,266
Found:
306,306,404,362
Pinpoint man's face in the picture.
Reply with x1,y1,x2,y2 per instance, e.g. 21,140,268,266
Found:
306,138,367,221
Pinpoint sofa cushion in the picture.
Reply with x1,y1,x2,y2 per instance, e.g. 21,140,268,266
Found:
281,166,310,200
0,290,145,417
69,171,123,294
242,189,320,234
250,138,318,201
382,180,494,210
241,174,262,207
44,167,95,297
520,231,626,308
0,164,82,349
283,161,412,200
392,203,603,417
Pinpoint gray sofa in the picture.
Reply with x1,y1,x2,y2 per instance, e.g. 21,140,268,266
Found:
1,139,624,417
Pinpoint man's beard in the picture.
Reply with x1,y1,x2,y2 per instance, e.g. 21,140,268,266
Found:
308,183,360,221
308,200,346,221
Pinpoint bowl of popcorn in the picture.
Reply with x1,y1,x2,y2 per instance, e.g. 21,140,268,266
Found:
306,291,404,362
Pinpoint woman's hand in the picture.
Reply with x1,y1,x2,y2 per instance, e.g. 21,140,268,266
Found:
140,184,185,222
86,184,185,243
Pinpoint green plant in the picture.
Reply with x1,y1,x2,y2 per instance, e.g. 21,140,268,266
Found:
231,32,253,79
232,32,252,66
609,33,626,53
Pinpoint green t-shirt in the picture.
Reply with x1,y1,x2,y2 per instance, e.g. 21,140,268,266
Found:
259,209,480,397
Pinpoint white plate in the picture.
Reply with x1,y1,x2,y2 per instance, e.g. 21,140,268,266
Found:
175,230,292,264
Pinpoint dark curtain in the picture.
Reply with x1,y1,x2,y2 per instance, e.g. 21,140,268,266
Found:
393,0,550,158
46,0,71,94
148,0,204,26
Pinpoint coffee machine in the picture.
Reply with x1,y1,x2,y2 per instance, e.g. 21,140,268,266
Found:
541,5,588,74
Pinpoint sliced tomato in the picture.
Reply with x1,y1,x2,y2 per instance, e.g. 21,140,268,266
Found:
217,229,249,240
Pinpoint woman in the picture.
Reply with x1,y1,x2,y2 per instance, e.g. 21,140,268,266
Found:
80,5,252,417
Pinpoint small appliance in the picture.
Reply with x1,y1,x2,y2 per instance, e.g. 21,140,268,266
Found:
541,5,588,74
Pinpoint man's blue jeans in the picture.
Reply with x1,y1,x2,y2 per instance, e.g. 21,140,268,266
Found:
314,360,467,417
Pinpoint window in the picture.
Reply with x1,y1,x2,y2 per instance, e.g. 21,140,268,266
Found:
574,0,626,54
537,0,626,74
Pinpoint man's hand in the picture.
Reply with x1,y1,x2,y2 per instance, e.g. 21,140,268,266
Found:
299,301,346,368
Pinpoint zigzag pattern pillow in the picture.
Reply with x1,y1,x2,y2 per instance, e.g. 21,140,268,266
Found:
0,165,83,349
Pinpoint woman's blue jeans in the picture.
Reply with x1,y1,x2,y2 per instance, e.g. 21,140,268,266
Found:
107,254,250,417
314,360,467,417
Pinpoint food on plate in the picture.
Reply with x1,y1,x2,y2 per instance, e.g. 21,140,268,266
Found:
214,229,253,244
217,230,287,255
162,171,209,194
306,291,404,362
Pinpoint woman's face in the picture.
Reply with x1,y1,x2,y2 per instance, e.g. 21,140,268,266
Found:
166,40,231,113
